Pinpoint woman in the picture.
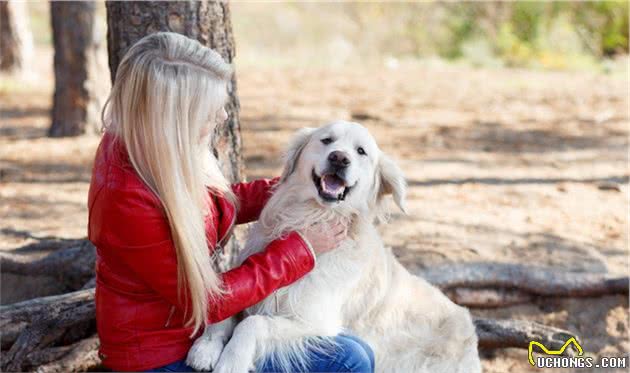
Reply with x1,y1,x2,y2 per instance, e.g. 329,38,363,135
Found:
88,32,374,372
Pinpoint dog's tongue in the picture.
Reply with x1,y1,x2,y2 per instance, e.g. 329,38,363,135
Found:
321,174,345,195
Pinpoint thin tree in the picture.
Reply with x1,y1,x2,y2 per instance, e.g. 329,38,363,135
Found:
48,1,104,137
0,0,33,74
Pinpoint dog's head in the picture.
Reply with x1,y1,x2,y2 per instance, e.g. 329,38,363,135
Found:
280,120,407,217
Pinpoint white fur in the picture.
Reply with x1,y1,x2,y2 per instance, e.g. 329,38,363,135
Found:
186,317,235,371
188,121,481,373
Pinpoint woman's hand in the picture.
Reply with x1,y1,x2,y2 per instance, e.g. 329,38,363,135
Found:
301,222,346,255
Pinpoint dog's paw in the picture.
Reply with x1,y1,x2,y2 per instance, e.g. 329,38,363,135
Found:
213,344,256,373
185,336,225,371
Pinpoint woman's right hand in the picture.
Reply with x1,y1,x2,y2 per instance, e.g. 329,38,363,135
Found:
301,222,346,255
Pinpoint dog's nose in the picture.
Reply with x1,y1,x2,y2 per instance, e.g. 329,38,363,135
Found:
328,151,350,168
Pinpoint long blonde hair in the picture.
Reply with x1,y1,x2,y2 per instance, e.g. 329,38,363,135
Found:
101,32,235,335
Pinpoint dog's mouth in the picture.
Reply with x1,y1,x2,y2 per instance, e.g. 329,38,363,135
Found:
312,169,352,202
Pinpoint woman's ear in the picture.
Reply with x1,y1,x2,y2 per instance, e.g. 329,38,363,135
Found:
280,127,316,182
377,153,407,214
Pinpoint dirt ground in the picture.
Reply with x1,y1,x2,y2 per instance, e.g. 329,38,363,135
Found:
1,47,628,372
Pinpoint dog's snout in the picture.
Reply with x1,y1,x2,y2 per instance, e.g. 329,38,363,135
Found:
328,151,350,168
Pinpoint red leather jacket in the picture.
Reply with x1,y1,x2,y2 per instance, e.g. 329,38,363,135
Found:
87,133,315,371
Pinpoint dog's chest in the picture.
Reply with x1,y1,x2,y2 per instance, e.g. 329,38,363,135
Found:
247,240,365,332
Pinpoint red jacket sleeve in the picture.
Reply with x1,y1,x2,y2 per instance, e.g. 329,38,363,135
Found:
96,187,315,324
209,231,315,322
231,177,280,224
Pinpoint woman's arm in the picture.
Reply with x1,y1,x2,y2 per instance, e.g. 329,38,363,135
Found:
95,185,314,323
106,230,314,323
208,231,314,321
231,177,280,224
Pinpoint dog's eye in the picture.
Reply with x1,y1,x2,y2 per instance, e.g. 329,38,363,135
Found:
357,147,367,156
321,137,334,145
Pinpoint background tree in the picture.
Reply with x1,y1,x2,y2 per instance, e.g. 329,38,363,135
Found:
48,1,104,138
0,0,33,74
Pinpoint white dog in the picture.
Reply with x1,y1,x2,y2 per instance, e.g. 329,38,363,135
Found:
187,120,481,373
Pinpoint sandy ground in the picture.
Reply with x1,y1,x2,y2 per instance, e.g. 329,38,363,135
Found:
1,47,628,372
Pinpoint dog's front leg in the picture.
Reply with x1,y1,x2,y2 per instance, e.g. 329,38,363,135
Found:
213,315,269,373
186,317,236,371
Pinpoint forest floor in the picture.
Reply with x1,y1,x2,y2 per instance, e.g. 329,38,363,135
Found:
1,47,628,372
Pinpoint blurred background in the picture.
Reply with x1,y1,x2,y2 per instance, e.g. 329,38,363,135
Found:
233,1,629,69
1,2,628,373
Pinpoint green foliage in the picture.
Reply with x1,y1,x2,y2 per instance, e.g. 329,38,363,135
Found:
510,1,546,43
429,1,628,68
441,9,476,59
572,1,629,56
363,1,628,69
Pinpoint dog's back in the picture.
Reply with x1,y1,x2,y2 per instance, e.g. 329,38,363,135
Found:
345,245,480,373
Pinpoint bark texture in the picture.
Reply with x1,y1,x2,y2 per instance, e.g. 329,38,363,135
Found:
0,0,33,73
418,262,629,297
49,1,105,137
105,1,243,270
474,318,577,350
0,240,95,290
0,289,96,371
33,335,100,373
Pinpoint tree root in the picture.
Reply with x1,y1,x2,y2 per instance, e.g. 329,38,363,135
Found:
0,289,95,371
445,287,534,308
0,239,95,290
417,262,629,307
474,318,576,350
34,335,100,373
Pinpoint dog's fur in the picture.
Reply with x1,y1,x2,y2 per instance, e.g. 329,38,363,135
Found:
187,121,481,373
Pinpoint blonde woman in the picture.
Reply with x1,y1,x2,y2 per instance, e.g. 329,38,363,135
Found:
88,32,373,372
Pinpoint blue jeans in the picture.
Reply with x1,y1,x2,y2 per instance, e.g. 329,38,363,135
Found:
147,333,374,372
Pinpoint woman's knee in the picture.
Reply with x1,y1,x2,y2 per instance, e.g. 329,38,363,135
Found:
338,334,374,370
333,335,374,373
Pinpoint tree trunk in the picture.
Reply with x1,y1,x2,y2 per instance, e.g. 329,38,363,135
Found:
105,0,243,269
48,2,104,138
0,0,33,74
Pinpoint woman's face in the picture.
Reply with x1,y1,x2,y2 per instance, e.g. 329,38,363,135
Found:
200,106,228,141
216,106,228,124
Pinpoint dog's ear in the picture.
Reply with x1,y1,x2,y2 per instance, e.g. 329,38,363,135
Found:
377,153,407,214
281,127,316,182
